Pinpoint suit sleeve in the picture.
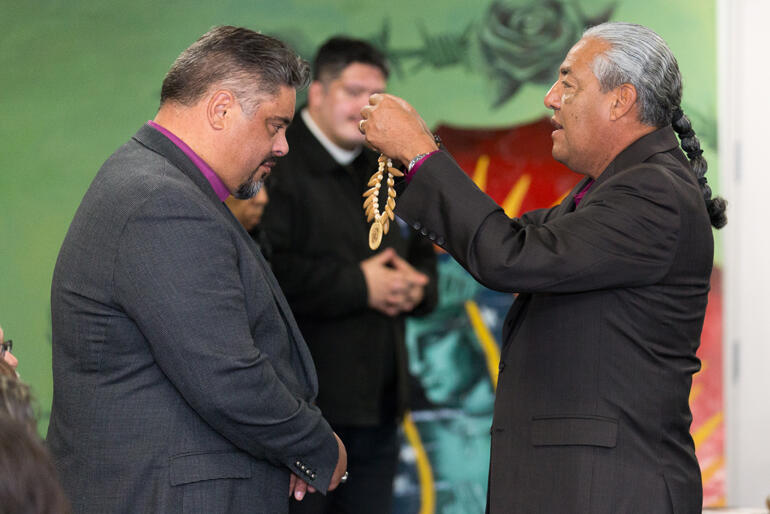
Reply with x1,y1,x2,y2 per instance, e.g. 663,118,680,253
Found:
262,171,369,319
113,190,339,492
395,151,681,294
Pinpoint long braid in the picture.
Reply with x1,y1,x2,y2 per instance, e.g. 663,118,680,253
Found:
671,108,727,229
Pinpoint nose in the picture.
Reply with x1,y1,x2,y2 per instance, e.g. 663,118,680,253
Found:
3,351,18,370
273,131,289,157
544,81,561,110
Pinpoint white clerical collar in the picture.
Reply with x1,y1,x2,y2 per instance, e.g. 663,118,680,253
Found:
301,108,361,165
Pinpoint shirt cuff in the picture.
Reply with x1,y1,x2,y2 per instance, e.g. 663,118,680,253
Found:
405,150,440,183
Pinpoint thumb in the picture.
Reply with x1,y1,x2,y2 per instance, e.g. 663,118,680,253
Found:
375,247,396,263
407,270,429,286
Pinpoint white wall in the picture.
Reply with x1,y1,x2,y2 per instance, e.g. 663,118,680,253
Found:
719,0,770,507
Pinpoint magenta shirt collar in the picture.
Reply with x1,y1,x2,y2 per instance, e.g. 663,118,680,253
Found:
573,179,595,206
147,120,230,202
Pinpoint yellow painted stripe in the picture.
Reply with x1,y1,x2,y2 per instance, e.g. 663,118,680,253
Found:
550,188,571,207
402,412,435,514
711,496,727,507
700,455,725,484
688,383,702,403
692,411,723,449
473,154,490,192
502,174,531,218
464,300,501,389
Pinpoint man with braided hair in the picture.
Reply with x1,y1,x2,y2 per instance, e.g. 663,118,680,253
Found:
360,21,725,514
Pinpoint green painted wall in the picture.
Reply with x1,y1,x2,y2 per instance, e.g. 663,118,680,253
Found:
0,0,717,436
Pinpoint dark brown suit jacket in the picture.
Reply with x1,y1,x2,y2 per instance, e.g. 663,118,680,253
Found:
396,127,711,514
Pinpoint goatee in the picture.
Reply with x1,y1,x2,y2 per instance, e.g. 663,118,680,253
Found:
234,179,263,200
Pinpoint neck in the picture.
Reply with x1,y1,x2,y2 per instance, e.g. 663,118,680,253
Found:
587,123,658,179
154,104,219,171
306,106,359,152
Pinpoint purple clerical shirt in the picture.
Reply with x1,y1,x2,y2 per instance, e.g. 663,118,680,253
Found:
573,179,595,206
147,121,230,202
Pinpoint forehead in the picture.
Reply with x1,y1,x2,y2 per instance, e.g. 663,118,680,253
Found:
335,62,386,85
257,85,295,119
559,37,610,80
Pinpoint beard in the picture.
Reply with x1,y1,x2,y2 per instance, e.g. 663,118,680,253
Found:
234,157,274,199
234,178,263,200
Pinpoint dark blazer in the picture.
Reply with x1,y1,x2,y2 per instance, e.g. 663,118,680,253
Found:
262,113,438,426
48,124,339,514
395,127,710,514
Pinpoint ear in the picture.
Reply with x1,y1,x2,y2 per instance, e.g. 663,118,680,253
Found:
207,90,237,130
307,81,324,109
609,83,637,121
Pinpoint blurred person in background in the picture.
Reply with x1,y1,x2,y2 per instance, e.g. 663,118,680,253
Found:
0,324,18,370
262,37,438,514
0,415,71,514
225,186,273,260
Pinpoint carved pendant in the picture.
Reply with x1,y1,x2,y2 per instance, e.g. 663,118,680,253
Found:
369,219,383,250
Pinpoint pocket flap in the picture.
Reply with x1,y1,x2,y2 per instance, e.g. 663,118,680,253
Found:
170,451,252,486
531,415,618,448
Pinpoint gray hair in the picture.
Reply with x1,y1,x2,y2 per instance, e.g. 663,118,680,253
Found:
583,22,726,229
584,22,680,127
160,26,310,116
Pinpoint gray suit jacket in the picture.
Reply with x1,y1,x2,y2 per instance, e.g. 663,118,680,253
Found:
396,127,710,514
48,124,338,514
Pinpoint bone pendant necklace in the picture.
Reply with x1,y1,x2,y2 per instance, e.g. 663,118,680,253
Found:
363,155,403,250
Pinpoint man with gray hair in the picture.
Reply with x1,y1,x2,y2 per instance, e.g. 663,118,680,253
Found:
48,26,346,513
361,22,725,513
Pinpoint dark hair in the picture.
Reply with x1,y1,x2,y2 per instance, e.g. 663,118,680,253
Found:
312,36,389,83
672,109,727,228
160,25,310,114
0,415,71,514
584,22,727,229
0,371,36,433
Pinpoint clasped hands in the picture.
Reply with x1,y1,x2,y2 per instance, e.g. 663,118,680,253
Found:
290,432,347,501
361,247,429,317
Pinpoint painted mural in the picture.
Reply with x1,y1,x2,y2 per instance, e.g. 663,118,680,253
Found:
0,0,721,512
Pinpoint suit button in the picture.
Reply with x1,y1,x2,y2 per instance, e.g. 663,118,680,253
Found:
436,237,445,246
428,232,436,241
420,227,428,236
412,221,422,230
295,461,301,467
310,473,317,480
300,464,306,471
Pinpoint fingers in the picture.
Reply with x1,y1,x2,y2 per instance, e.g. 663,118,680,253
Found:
388,254,430,286
328,432,348,491
368,93,383,106
374,247,396,262
293,476,308,501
